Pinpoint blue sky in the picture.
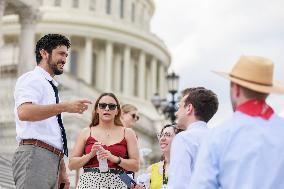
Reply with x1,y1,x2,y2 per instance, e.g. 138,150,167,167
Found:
151,0,284,126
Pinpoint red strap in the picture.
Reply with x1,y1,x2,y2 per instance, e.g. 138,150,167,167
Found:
236,100,274,120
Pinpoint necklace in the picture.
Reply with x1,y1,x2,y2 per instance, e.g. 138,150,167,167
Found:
102,127,111,137
162,161,168,185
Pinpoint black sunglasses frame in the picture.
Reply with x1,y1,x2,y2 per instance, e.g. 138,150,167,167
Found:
130,113,139,121
98,103,118,110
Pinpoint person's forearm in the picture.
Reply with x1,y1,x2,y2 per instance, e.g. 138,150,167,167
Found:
17,103,67,121
69,154,92,170
113,156,139,172
58,159,70,189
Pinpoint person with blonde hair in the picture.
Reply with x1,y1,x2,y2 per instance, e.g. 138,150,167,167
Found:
121,104,140,179
69,93,139,189
121,104,139,129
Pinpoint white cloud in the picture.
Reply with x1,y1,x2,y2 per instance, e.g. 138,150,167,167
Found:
151,0,284,125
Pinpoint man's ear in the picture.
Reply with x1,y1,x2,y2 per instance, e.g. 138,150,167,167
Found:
236,84,241,97
186,104,193,115
231,83,241,98
40,49,49,60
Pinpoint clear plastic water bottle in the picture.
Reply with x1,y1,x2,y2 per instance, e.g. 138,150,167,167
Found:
96,147,108,172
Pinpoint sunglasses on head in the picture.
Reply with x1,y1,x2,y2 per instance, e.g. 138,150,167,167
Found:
157,132,174,139
130,113,139,121
98,103,118,110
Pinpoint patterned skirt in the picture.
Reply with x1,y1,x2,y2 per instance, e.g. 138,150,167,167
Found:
77,171,128,189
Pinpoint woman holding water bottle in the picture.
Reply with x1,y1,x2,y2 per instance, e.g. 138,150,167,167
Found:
69,93,140,189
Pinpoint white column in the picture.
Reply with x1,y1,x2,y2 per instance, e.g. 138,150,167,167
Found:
81,0,90,10
44,0,54,7
112,0,119,19
130,58,135,96
144,8,150,31
64,35,71,73
135,2,140,26
113,53,122,92
97,48,105,90
124,0,131,23
98,0,105,15
159,63,166,98
18,7,38,75
123,45,131,96
0,0,5,47
105,41,113,91
65,47,71,73
62,0,71,9
150,56,157,96
138,51,146,99
83,37,93,84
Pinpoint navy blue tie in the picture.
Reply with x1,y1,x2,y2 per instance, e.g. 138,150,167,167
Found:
48,80,68,157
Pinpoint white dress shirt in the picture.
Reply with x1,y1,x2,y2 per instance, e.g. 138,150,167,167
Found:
189,112,284,189
14,66,63,150
168,121,208,189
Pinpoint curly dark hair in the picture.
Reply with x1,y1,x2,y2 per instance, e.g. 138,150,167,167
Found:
182,87,219,123
35,34,71,64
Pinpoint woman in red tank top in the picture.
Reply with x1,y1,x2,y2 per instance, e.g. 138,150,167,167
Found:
69,93,140,189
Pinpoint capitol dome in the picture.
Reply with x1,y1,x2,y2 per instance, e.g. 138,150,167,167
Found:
0,0,171,187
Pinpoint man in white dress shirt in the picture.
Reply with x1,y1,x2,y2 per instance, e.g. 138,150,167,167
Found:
12,34,91,189
189,56,284,189
168,87,219,188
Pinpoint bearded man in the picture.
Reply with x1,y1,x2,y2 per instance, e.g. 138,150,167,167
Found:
12,34,91,189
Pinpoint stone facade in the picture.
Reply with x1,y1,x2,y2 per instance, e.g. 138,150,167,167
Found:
0,0,171,187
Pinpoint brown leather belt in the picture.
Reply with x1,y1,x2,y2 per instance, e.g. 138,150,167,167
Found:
20,139,64,159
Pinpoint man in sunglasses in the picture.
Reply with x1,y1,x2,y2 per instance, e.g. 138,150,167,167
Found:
168,87,219,189
12,34,92,189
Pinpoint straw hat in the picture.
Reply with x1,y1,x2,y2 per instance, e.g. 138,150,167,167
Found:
213,56,284,94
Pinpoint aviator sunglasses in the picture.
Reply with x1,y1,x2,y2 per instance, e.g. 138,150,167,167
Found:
130,113,139,121
98,103,118,110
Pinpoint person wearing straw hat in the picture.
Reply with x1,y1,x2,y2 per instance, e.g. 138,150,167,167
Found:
189,56,284,189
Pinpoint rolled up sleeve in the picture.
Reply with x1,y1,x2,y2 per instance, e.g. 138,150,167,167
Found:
14,76,43,108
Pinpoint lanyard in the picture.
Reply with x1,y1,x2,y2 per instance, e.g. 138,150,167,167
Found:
162,161,168,185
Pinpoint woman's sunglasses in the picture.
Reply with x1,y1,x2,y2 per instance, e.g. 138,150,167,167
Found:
98,103,118,110
157,132,174,139
131,114,139,121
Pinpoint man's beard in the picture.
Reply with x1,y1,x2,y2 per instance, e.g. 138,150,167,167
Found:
47,56,64,75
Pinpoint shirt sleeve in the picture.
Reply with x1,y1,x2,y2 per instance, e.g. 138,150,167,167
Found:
188,133,220,189
168,135,193,189
14,75,43,108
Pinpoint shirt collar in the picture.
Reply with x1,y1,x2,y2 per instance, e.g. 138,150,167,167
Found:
236,99,274,120
187,121,207,130
34,66,58,86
